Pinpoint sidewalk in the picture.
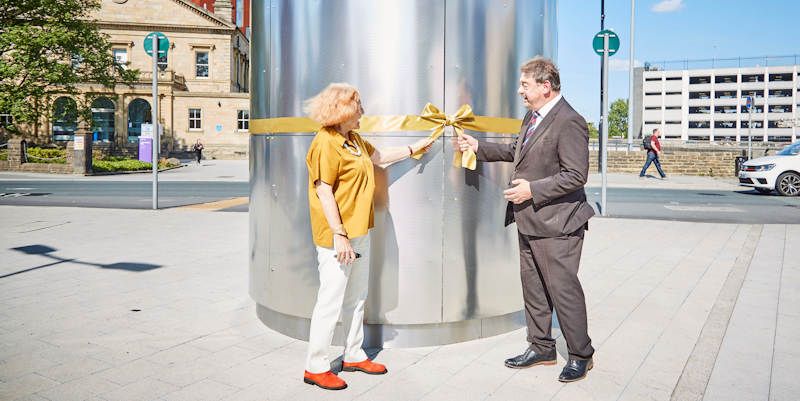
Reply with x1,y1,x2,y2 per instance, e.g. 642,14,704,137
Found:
0,160,249,182
0,205,796,401
0,160,740,191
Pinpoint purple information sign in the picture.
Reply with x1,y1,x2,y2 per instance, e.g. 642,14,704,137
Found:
138,137,153,163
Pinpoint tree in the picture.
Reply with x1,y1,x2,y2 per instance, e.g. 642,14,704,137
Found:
587,121,599,138
608,98,628,138
0,0,138,139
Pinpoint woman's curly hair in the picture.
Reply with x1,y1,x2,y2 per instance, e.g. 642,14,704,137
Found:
304,83,362,127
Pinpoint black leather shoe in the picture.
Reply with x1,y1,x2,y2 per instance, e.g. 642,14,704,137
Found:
504,347,557,369
558,358,593,382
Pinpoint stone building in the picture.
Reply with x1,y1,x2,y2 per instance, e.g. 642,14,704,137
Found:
14,0,251,158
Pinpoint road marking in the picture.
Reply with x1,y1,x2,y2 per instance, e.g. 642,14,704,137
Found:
175,197,248,211
663,205,743,213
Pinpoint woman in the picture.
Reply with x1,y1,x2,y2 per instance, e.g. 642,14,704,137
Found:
192,139,204,164
303,83,433,391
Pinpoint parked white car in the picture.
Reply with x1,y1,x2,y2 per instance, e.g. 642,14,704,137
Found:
738,140,800,196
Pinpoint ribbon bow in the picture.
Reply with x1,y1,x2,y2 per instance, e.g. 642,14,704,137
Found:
415,103,477,170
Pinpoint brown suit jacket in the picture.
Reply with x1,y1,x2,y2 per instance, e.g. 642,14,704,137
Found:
476,98,595,237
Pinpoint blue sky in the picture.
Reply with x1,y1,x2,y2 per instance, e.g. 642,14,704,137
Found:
557,0,800,123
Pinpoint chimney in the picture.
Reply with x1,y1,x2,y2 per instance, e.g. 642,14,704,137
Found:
214,0,233,24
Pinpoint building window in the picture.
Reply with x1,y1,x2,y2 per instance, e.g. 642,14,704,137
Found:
741,90,764,99
195,51,209,78
740,105,764,113
714,106,738,114
689,91,711,99
70,54,83,70
689,106,711,114
714,121,736,129
742,74,764,83
769,89,792,98
113,49,128,69
768,136,792,143
665,76,682,81
91,97,115,142
0,113,12,127
645,77,662,81
645,92,661,96
665,91,681,95
237,109,249,131
715,91,737,99
769,73,792,82
52,97,78,141
688,121,710,129
769,105,792,113
767,120,789,129
689,76,711,84
715,75,737,83
740,120,763,129
644,121,661,125
189,108,202,129
644,106,661,110
665,106,681,110
664,121,681,125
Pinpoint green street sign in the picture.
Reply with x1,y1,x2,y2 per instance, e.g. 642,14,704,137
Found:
143,32,169,57
593,30,620,56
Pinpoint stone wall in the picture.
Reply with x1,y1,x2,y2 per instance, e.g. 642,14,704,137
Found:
589,146,745,176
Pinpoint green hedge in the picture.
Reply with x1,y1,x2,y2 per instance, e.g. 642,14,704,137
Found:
0,149,7,161
26,147,66,164
92,157,174,172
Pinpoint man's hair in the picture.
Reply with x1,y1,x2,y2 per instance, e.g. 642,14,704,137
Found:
304,83,361,127
520,57,561,91
652,128,660,134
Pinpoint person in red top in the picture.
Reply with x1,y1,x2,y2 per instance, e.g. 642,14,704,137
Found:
639,128,667,179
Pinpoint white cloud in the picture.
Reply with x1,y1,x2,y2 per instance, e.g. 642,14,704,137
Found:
652,0,684,13
609,58,643,72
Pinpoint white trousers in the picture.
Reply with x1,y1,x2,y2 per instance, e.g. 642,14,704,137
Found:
305,234,371,373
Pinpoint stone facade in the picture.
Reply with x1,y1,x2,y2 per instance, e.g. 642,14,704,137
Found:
587,143,771,177
10,0,250,159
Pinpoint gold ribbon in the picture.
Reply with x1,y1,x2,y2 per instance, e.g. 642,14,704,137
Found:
249,104,521,170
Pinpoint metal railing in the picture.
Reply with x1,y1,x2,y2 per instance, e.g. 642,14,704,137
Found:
644,55,800,71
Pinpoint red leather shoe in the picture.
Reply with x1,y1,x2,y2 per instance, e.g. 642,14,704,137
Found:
342,359,388,375
303,370,347,390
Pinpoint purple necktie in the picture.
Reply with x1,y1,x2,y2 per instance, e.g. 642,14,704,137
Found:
522,112,540,145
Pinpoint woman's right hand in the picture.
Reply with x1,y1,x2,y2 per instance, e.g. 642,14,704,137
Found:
334,234,356,265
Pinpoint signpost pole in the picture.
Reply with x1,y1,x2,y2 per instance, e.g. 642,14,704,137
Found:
601,33,610,217
627,0,635,152
151,34,159,210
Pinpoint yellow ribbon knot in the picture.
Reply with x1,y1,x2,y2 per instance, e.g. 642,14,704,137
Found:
415,103,477,170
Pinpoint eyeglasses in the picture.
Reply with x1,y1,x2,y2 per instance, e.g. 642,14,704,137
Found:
343,141,362,157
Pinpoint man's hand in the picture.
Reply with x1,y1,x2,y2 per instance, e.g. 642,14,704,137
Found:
503,178,533,204
452,133,478,153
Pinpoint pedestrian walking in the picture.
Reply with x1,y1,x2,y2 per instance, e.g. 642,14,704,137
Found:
639,128,667,179
192,139,204,164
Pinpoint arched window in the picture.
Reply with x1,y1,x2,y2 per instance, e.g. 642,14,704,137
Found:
127,98,151,142
52,97,77,141
91,97,115,142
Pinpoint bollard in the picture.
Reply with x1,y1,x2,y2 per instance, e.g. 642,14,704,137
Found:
72,122,93,175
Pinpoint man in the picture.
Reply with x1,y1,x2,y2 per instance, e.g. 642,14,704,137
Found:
639,128,667,179
455,57,595,382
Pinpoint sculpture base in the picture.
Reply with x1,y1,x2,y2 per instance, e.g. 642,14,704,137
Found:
256,304,525,348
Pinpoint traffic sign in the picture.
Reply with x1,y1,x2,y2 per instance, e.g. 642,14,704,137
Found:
745,96,753,111
593,30,620,56
144,32,169,57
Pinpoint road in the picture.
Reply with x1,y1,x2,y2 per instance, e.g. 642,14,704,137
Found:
1,180,799,223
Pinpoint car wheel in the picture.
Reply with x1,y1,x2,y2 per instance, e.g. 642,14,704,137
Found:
775,172,800,196
755,188,772,194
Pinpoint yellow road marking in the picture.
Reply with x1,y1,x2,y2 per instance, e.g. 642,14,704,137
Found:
176,197,249,211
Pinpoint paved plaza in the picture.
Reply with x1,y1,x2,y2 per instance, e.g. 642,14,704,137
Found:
0,168,798,400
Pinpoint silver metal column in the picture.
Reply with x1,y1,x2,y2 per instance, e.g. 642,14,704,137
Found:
249,0,558,348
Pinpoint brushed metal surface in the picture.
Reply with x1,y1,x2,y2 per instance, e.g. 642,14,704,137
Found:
249,0,558,346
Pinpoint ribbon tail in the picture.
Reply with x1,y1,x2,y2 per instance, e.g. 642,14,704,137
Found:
411,124,444,160
450,126,477,170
